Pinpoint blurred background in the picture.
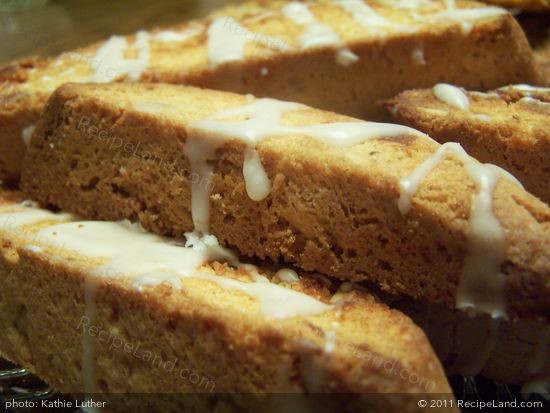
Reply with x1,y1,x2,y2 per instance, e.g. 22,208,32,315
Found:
0,0,244,64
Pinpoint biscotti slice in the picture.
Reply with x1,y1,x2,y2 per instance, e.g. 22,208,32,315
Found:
0,0,544,183
385,293,550,388
383,83,550,203
20,83,550,322
0,190,455,412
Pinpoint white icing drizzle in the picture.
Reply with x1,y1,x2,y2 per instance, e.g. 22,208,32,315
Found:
27,218,332,319
0,206,71,228
282,2,358,66
433,83,470,110
333,0,389,30
90,30,150,82
153,27,201,43
186,97,425,233
21,124,36,146
499,84,550,98
324,321,340,354
423,4,507,35
243,147,271,201
207,17,287,68
398,142,522,318
275,268,300,283
207,17,247,68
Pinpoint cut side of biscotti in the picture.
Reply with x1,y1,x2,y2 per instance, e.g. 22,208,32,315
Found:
0,189,455,412
20,82,550,322
0,0,544,182
383,84,550,204
384,293,550,389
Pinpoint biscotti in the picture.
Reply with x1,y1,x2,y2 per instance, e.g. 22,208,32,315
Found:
20,83,550,321
388,294,550,388
0,189,455,412
383,84,550,204
0,0,544,183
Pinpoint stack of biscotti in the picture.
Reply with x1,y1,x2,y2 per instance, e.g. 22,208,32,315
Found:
18,81,550,390
384,84,550,203
0,191,455,412
0,0,545,183
2,0,550,405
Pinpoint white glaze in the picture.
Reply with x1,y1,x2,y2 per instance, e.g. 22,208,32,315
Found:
275,268,300,283
433,83,470,110
282,2,358,66
90,30,150,82
398,142,522,318
153,27,201,43
501,84,550,94
186,96,426,233
207,17,287,68
243,147,271,201
424,6,507,35
207,17,247,68
21,124,36,146
28,218,331,319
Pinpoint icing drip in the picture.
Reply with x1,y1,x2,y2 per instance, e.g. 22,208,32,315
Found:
282,2,358,66
398,142,522,318
90,30,150,82
275,268,300,283
186,96,426,231
433,83,470,110
207,17,287,68
21,124,36,146
207,17,247,68
243,147,271,201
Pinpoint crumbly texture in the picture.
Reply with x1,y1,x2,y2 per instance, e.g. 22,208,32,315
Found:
20,83,550,321
0,189,454,412
0,0,544,182
383,86,550,204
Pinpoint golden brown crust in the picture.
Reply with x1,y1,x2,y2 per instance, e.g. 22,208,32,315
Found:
0,1,544,182
0,189,454,409
20,83,550,321
383,86,550,204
